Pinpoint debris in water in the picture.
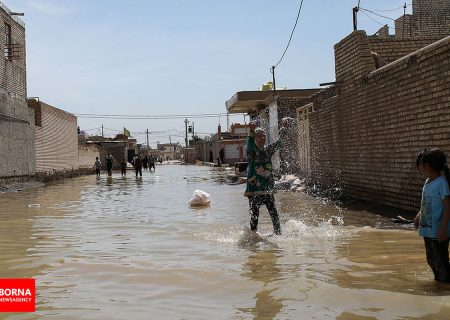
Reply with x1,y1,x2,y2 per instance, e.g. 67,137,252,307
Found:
189,190,210,207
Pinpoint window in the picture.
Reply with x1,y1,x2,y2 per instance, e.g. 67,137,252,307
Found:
4,22,12,61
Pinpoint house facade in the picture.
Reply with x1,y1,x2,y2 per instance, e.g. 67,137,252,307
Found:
0,2,34,181
157,142,182,160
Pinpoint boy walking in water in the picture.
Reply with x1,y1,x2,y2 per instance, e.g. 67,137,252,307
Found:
105,152,113,176
244,120,287,235
94,157,101,176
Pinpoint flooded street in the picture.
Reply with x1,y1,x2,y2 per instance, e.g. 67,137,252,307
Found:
1,165,450,320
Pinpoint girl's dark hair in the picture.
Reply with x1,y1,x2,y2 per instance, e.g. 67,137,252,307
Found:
416,148,450,184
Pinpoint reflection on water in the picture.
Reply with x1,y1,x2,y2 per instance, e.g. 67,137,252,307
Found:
239,247,283,320
0,165,450,319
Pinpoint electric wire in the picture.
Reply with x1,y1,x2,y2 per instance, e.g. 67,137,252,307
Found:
359,7,397,21
361,9,395,29
274,0,305,68
75,112,243,120
370,3,411,12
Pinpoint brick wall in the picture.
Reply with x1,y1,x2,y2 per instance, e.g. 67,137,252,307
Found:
412,0,450,38
33,101,78,172
309,96,341,186
278,97,314,173
0,6,26,98
307,34,450,211
368,37,441,64
395,15,414,38
0,3,33,179
334,31,375,81
395,0,450,39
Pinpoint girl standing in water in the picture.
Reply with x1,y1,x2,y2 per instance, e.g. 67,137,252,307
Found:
244,120,287,235
414,148,450,283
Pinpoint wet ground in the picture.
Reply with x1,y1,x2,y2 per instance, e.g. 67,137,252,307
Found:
0,165,449,319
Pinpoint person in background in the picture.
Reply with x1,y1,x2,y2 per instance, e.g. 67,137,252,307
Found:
133,154,143,177
149,155,156,172
219,148,225,165
143,155,149,170
93,157,101,177
105,152,113,177
244,120,288,236
414,148,450,283
120,158,127,176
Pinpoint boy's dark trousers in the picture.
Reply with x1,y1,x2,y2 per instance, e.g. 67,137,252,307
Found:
424,237,450,283
135,168,142,177
248,194,281,235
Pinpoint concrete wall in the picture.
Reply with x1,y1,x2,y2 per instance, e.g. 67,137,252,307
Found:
0,93,35,178
77,144,100,169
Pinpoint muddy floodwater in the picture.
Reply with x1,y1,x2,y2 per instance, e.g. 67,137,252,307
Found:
1,165,450,319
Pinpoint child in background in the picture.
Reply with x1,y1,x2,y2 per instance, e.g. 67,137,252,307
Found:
414,148,450,283
94,157,101,176
105,152,113,176
120,159,127,176
244,120,287,235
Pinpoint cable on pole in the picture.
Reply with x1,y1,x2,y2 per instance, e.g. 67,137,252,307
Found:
273,0,305,68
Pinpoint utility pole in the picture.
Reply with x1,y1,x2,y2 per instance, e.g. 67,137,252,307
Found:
184,119,188,148
353,0,361,31
146,129,149,155
169,136,172,160
192,122,195,148
101,124,104,137
403,2,407,38
271,66,276,94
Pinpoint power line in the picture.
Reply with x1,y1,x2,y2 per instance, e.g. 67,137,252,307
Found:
274,0,305,68
359,7,396,21
370,3,411,12
361,9,395,29
75,112,243,120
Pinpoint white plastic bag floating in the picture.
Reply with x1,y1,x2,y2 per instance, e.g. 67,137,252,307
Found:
189,190,210,207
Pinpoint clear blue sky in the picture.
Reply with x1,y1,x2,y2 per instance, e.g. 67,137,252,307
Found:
5,0,412,146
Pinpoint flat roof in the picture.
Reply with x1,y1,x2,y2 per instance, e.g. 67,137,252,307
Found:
225,89,321,114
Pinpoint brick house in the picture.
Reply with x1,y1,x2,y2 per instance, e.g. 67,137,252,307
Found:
0,2,34,181
300,0,449,211
157,142,182,160
226,89,321,172
226,0,450,212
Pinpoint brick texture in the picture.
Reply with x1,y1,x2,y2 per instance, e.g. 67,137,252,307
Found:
307,33,450,211
0,3,33,179
33,101,78,172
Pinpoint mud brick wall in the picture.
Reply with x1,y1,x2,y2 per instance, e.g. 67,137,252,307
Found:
368,37,441,64
0,8,26,98
411,0,450,38
278,97,314,173
33,101,78,172
335,32,375,82
0,4,33,179
309,96,341,186
310,32,450,211
395,15,414,38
